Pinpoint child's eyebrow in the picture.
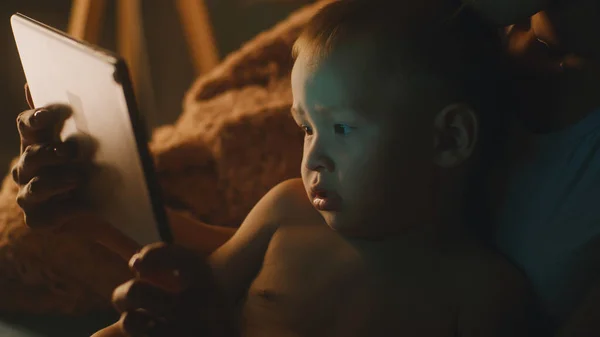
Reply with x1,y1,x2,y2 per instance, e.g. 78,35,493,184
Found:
315,105,358,116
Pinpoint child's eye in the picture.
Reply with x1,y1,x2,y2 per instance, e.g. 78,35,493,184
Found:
300,125,313,135
334,124,354,135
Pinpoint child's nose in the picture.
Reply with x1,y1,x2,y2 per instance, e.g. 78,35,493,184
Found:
304,142,335,173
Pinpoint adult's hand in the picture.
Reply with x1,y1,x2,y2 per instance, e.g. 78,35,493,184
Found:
13,84,140,261
12,86,93,233
112,243,236,337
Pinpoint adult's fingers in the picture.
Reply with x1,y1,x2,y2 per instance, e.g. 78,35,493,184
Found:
90,322,127,337
113,279,176,318
11,140,79,185
16,104,72,152
16,165,86,210
19,192,89,232
119,310,170,337
129,243,211,292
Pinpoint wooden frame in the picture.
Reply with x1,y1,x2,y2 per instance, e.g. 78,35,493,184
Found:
67,0,107,44
175,0,220,75
66,0,221,126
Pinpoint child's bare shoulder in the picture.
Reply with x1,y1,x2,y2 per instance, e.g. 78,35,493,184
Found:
264,178,315,221
208,178,316,299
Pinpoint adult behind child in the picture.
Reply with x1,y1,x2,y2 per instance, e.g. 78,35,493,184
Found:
466,0,600,335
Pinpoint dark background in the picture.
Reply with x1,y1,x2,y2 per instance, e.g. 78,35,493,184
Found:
0,0,314,177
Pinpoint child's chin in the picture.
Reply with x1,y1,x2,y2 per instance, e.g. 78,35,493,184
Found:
324,215,363,236
321,213,344,231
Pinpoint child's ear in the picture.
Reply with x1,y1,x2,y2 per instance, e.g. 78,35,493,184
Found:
432,103,479,168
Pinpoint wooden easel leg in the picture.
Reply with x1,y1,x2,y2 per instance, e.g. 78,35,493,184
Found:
117,0,144,92
68,0,107,44
117,0,158,128
175,0,220,75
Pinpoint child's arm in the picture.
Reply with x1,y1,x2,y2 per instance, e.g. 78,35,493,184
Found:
92,208,237,263
104,176,301,291
207,178,305,303
106,178,304,337
166,208,237,256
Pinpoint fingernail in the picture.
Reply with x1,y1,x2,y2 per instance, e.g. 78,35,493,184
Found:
30,108,48,126
112,282,129,302
129,254,141,270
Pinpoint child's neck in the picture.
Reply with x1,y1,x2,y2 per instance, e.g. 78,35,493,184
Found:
344,219,463,267
343,183,467,248
346,211,463,250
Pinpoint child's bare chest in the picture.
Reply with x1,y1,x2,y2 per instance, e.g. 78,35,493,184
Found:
239,222,457,337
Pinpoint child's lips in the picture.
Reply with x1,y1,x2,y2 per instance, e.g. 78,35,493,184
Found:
310,187,341,211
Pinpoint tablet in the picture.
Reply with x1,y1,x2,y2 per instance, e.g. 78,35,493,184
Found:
11,13,172,246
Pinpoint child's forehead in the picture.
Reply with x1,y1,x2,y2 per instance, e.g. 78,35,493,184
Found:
292,46,408,117
293,63,362,107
